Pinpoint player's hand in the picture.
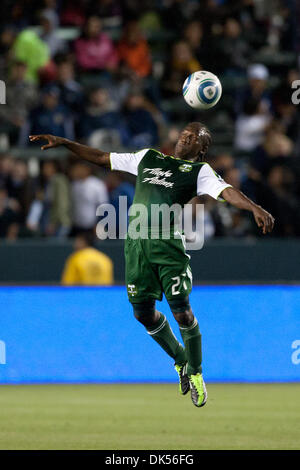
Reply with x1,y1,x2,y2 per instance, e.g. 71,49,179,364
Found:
252,206,275,235
29,134,66,150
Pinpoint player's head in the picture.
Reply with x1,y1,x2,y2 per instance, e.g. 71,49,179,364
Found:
71,161,92,180
74,232,95,251
174,122,212,162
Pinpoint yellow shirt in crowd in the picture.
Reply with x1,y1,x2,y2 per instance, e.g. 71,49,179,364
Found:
61,247,113,285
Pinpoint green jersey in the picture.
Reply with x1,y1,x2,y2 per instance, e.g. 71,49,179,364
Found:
110,148,231,235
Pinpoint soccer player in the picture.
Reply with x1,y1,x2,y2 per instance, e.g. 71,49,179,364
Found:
29,123,274,408
61,232,114,286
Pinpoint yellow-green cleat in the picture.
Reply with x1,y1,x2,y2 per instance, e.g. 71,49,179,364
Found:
189,373,207,407
174,363,190,395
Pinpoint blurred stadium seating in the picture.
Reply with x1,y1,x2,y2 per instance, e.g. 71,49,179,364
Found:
0,0,299,260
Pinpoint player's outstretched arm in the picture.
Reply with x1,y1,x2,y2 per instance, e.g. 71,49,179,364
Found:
221,187,275,235
29,134,110,167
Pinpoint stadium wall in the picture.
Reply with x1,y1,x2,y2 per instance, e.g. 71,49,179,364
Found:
1,239,300,283
0,285,299,384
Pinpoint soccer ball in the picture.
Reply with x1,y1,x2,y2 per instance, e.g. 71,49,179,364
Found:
182,71,222,110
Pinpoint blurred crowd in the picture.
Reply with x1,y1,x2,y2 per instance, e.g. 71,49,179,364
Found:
0,0,299,241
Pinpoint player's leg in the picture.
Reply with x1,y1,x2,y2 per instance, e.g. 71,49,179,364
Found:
168,296,207,407
158,237,207,407
168,297,202,376
125,237,187,378
131,299,187,368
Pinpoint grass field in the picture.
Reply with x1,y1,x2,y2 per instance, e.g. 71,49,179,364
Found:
0,383,299,450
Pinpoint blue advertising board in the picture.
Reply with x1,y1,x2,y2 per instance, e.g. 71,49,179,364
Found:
0,286,299,383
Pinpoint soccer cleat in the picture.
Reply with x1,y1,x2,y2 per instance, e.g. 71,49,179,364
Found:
189,373,207,407
174,363,190,395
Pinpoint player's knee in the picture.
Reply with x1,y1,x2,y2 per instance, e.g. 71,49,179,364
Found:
168,297,194,326
173,310,194,326
132,300,158,327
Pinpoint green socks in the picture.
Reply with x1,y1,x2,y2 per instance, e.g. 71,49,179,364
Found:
179,318,202,376
145,312,202,376
147,313,186,365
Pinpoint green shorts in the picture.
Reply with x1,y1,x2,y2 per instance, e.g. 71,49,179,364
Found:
125,235,193,303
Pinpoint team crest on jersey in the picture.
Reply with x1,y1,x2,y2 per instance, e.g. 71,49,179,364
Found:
179,164,192,173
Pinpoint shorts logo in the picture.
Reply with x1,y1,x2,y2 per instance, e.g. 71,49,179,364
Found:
127,284,137,296
179,164,192,173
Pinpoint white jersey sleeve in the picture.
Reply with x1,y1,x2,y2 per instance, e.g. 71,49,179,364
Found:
197,163,232,200
109,149,150,175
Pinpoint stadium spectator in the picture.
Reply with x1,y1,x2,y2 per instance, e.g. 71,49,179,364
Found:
0,154,15,188
209,153,235,177
121,92,159,148
217,17,251,74
234,98,271,152
87,0,122,24
4,0,34,29
265,165,300,236
39,160,71,237
79,87,123,142
139,9,162,35
246,64,271,109
0,186,20,239
117,20,152,78
5,159,35,224
0,26,17,77
12,29,50,82
54,59,83,117
26,187,45,235
161,0,196,33
74,16,119,73
70,162,109,236
235,64,272,117
60,0,86,27
61,231,113,285
39,10,68,57
247,164,300,237
0,61,38,145
162,40,201,97
183,20,214,70
21,84,74,145
251,122,294,175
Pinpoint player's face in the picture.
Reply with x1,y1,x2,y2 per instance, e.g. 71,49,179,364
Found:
174,127,202,160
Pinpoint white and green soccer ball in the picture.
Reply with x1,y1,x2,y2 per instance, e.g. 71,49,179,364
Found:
182,71,222,110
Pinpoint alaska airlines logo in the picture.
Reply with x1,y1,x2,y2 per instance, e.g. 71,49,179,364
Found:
142,168,174,188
